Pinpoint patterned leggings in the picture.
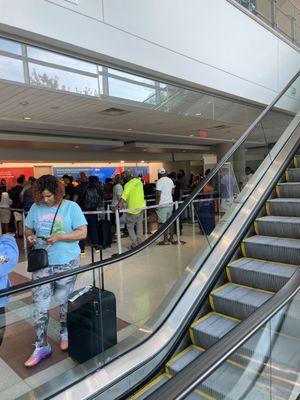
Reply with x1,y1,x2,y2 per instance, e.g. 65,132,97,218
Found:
32,257,79,345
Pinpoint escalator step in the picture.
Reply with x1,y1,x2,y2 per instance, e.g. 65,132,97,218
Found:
190,312,239,349
209,283,273,320
276,182,300,198
242,235,300,264
198,358,270,400
227,257,297,292
266,198,300,216
190,309,299,371
165,345,204,376
254,216,300,239
285,168,300,182
130,373,171,400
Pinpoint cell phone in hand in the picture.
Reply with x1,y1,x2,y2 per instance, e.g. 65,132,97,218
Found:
37,236,49,241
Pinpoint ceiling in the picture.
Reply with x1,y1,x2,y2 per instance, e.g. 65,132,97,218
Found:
0,80,291,162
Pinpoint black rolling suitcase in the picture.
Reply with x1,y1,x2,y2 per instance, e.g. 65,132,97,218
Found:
67,247,117,363
97,219,112,248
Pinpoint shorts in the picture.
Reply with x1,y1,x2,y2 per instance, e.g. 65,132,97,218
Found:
156,206,173,224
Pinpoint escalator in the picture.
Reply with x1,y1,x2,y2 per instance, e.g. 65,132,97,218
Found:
131,152,300,400
0,72,298,400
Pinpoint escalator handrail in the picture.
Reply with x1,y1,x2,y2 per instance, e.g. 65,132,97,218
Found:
146,267,300,400
0,70,299,299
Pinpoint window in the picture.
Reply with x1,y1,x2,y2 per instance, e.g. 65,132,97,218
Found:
0,55,24,82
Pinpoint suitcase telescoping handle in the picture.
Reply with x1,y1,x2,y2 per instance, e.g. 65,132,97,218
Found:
91,246,105,290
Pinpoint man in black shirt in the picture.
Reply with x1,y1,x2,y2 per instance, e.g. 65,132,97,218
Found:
74,176,104,255
62,175,75,201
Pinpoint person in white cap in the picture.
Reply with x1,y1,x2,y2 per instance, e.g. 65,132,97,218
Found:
156,168,175,245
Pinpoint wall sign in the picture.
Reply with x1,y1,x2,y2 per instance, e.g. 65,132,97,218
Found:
0,168,34,189
53,166,150,182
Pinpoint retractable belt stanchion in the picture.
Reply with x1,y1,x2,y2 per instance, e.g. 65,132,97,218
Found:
115,209,122,254
191,202,195,224
22,210,28,260
144,208,148,236
175,201,180,243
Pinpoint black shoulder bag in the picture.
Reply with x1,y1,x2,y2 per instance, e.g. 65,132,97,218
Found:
27,202,62,273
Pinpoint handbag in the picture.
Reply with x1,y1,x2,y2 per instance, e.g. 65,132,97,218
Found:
27,201,62,273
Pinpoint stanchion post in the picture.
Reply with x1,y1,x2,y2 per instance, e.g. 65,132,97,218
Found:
191,201,195,224
22,210,28,261
144,208,148,236
107,204,111,221
175,201,180,243
115,209,122,254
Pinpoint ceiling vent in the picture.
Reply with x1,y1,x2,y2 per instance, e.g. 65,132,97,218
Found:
210,124,231,130
99,107,132,116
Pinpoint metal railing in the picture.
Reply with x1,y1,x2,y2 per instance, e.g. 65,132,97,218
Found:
231,0,300,47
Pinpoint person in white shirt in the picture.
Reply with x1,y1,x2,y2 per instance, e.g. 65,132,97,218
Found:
156,168,175,245
0,192,12,234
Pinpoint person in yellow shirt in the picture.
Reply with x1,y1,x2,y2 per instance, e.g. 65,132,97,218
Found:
117,171,145,249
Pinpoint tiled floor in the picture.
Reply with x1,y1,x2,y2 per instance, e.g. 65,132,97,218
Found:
0,222,204,399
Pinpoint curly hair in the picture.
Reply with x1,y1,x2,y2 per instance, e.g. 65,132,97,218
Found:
33,175,65,204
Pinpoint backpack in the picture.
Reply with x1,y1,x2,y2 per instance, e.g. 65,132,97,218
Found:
83,185,101,210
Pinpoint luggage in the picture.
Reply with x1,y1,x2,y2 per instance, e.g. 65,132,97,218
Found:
97,219,112,248
67,247,117,363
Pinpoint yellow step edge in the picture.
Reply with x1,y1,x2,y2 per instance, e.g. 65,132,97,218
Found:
233,282,275,295
228,257,247,266
213,311,240,322
165,345,203,375
285,170,289,182
211,282,275,296
246,234,300,242
228,256,297,268
189,327,196,345
275,185,280,198
130,372,172,400
209,282,231,310
226,265,232,282
265,202,270,216
195,389,216,400
294,157,298,168
241,241,246,257
189,313,213,344
190,312,214,329
253,220,259,235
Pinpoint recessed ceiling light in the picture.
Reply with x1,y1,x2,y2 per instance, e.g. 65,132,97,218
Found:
189,134,194,137
141,160,145,163
143,149,147,152
195,113,202,116
74,145,79,149
127,128,133,131
23,116,32,120
120,160,125,163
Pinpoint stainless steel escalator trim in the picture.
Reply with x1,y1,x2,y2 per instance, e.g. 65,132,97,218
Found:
48,120,300,400
146,269,300,400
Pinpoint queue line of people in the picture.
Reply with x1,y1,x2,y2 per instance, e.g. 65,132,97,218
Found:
0,163,247,369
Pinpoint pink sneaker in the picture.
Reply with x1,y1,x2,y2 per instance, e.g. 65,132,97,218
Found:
59,332,68,351
24,342,52,368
